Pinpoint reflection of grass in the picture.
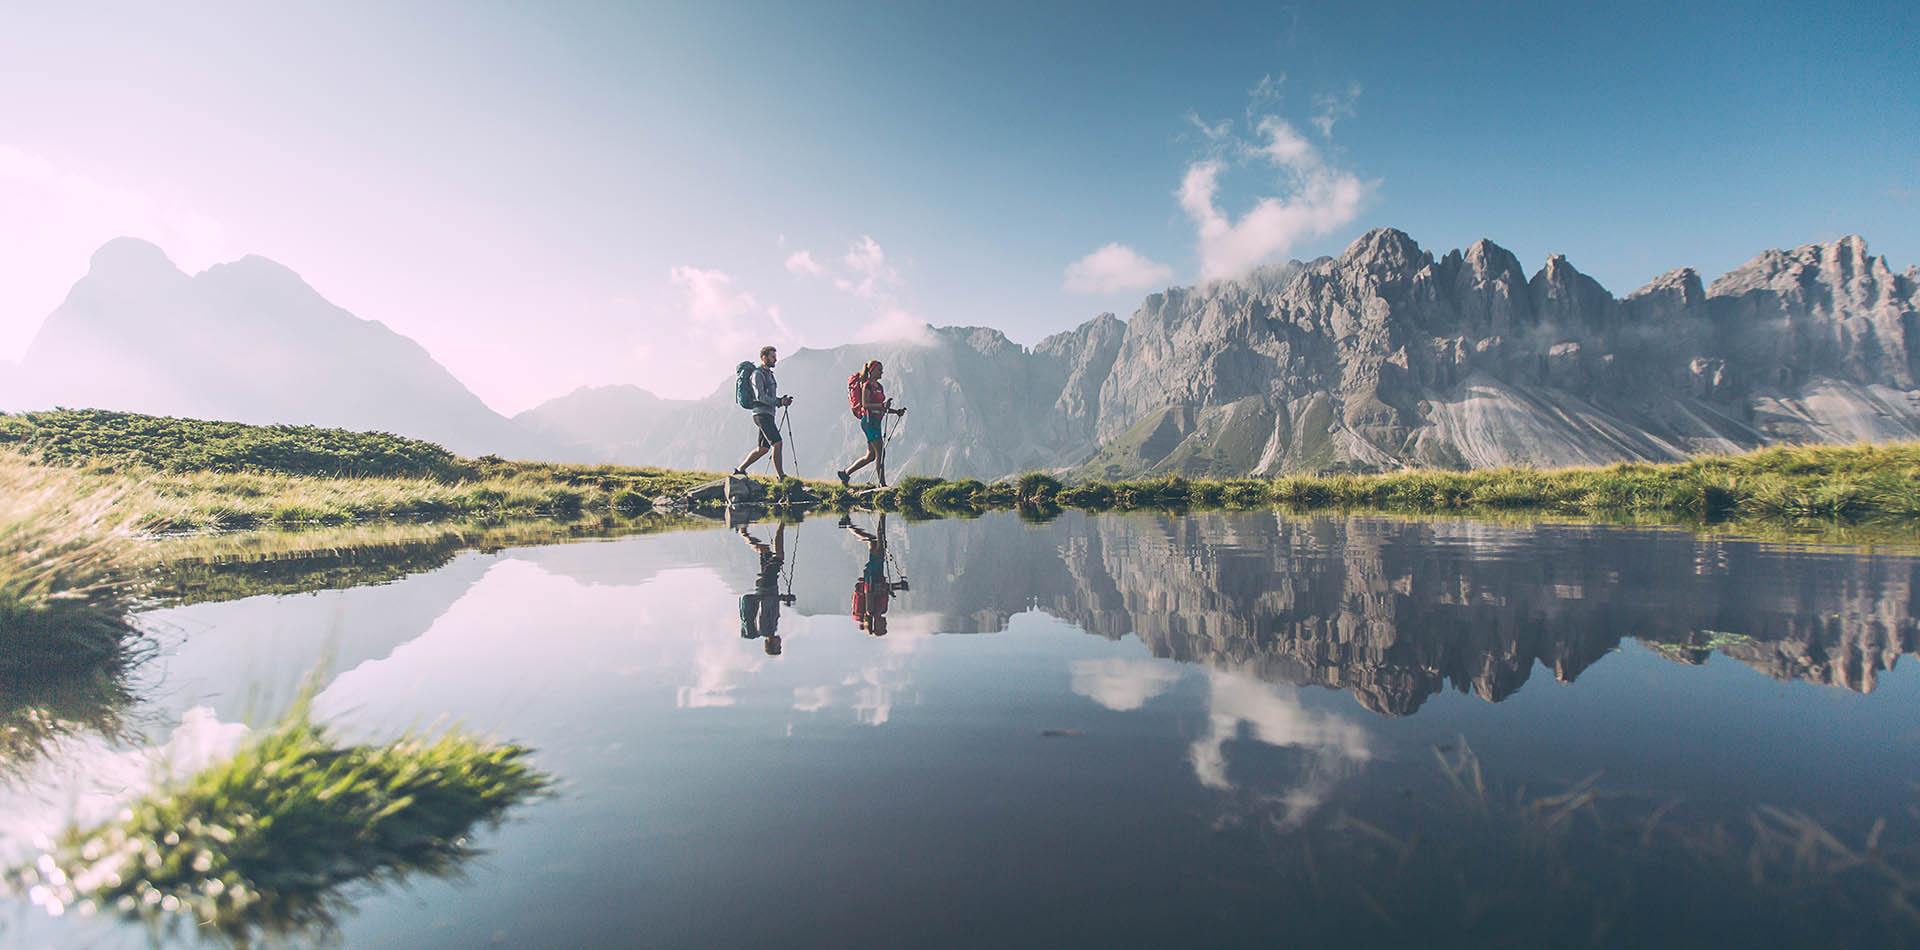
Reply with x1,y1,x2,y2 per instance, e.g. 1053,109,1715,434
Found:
0,670,142,779
1256,740,1920,945
10,695,552,942
141,512,712,608
1643,630,1757,665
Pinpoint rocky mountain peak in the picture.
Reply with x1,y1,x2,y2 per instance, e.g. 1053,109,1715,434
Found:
1528,253,1613,328
1461,237,1525,280
1345,227,1429,275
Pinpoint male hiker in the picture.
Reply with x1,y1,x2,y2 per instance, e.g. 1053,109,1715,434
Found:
733,345,792,479
737,519,793,656
836,359,906,488
841,512,907,636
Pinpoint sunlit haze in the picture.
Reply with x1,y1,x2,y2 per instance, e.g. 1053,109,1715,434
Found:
4,1,1914,412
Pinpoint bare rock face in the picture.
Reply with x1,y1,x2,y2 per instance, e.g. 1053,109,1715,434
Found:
589,229,1919,481
1072,229,1920,477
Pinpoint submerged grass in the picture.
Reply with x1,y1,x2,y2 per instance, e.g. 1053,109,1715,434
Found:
9,694,552,941
1260,740,1920,945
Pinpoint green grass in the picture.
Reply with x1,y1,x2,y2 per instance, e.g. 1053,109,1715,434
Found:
8,695,552,941
0,408,470,479
0,454,141,678
10,409,1920,532
846,442,1920,529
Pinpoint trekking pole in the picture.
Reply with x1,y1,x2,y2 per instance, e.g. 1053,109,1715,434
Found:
781,406,798,477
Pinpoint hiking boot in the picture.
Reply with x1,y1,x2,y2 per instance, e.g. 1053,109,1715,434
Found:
836,470,851,487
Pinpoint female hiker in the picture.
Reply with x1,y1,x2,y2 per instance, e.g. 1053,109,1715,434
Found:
836,359,906,488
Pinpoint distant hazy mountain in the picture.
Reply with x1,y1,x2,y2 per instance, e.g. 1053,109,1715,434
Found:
511,384,694,463
545,324,1123,480
17,231,1919,478
11,239,551,458
0,360,20,411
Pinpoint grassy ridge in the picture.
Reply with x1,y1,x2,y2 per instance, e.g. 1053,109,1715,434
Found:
8,408,1920,528
1,410,723,530
0,408,470,479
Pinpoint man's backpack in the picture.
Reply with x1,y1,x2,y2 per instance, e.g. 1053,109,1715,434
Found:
736,362,758,410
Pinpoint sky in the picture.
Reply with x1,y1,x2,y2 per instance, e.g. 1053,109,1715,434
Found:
2,0,1915,412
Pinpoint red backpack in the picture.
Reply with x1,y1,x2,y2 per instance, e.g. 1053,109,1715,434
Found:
847,374,882,417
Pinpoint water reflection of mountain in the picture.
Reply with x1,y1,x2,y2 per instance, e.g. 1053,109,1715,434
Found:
1088,514,1920,713
792,512,1918,715
150,511,1920,717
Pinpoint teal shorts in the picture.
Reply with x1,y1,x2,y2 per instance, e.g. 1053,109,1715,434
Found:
860,413,884,442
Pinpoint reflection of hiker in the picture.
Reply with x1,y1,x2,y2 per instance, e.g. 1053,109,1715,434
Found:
841,512,907,636
738,521,795,656
733,345,793,479
836,360,906,488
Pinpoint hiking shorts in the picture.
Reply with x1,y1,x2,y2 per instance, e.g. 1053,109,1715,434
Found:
859,412,884,443
752,412,782,448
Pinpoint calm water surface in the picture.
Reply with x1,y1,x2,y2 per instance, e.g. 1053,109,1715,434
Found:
6,510,1920,948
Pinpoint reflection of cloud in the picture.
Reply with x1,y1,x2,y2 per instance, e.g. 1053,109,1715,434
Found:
791,685,833,712
0,706,248,865
790,613,934,726
1189,671,1371,828
677,633,768,709
1069,658,1181,711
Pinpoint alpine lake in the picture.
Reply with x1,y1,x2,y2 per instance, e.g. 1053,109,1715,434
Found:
6,507,1920,948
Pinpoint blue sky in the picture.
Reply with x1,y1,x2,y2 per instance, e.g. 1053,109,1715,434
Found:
2,0,1914,410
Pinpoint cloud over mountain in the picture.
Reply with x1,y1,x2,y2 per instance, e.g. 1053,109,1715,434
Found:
1064,243,1173,294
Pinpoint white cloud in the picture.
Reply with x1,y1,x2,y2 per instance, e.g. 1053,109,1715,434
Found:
1311,81,1363,138
851,307,935,346
1070,658,1182,711
1063,243,1174,294
0,146,234,359
1178,110,1376,282
624,266,798,399
784,250,824,276
1247,73,1286,116
832,235,901,300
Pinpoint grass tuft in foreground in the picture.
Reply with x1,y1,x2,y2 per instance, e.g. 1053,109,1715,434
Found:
9,694,552,941
0,455,139,675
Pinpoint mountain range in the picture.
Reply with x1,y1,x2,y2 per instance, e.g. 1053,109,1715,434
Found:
4,231,1916,478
